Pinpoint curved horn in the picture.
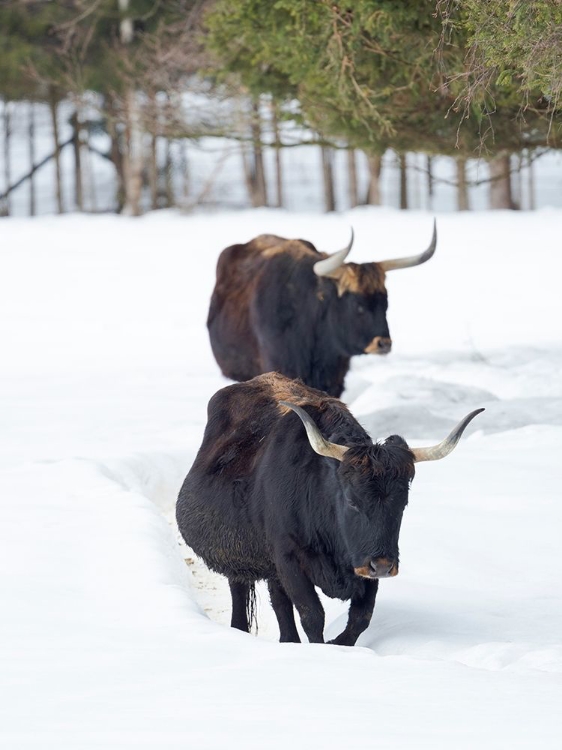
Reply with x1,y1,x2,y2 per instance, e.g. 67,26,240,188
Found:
280,401,348,461
411,408,485,463
379,219,437,272
313,227,354,277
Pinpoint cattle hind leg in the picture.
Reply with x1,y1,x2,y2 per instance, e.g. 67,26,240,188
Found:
267,579,301,643
228,580,257,633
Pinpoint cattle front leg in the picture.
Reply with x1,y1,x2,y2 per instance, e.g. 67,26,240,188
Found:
267,579,300,643
229,580,250,632
328,579,379,647
275,553,325,643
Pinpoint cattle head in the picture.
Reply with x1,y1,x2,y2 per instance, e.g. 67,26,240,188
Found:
312,221,437,358
280,401,483,579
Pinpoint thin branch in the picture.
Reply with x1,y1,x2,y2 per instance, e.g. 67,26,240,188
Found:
0,137,74,200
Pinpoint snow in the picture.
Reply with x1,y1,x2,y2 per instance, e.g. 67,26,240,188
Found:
1,208,562,747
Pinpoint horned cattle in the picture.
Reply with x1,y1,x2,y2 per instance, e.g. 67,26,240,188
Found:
177,372,483,646
207,222,436,396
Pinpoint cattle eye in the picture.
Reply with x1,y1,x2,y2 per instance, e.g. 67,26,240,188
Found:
357,305,365,315
347,499,360,512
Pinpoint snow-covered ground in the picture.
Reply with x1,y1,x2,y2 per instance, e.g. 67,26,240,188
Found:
2,208,562,748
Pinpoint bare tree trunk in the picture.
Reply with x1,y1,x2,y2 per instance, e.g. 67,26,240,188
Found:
513,152,523,210
71,109,83,211
398,152,408,210
106,101,124,212
489,153,513,209
241,143,254,206
272,102,283,208
321,146,335,212
250,98,267,207
146,91,159,211
426,155,434,210
527,150,535,211
49,92,63,214
118,0,143,215
149,132,158,210
2,100,11,216
29,102,36,216
347,148,358,208
413,152,422,209
122,88,143,216
180,138,190,208
242,100,268,208
366,153,381,205
84,126,97,212
164,139,174,207
456,157,469,211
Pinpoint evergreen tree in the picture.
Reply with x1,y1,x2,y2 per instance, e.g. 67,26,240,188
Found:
439,0,562,119
206,0,560,156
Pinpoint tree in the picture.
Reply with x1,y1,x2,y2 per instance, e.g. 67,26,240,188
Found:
0,3,71,212
206,0,560,160
0,1,212,214
438,1,562,123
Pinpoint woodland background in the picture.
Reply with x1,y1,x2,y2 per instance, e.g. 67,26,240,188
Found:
1,0,561,217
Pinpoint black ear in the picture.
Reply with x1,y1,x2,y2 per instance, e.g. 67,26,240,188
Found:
384,434,408,448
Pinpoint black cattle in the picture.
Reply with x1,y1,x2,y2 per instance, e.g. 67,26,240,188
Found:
177,372,483,646
207,222,436,397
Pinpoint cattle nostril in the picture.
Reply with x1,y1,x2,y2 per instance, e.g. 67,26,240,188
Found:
364,337,392,355
370,558,395,578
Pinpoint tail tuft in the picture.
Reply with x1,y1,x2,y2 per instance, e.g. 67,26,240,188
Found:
247,582,258,635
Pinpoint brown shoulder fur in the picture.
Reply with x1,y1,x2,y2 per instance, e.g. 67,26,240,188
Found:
257,372,345,416
249,236,319,261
